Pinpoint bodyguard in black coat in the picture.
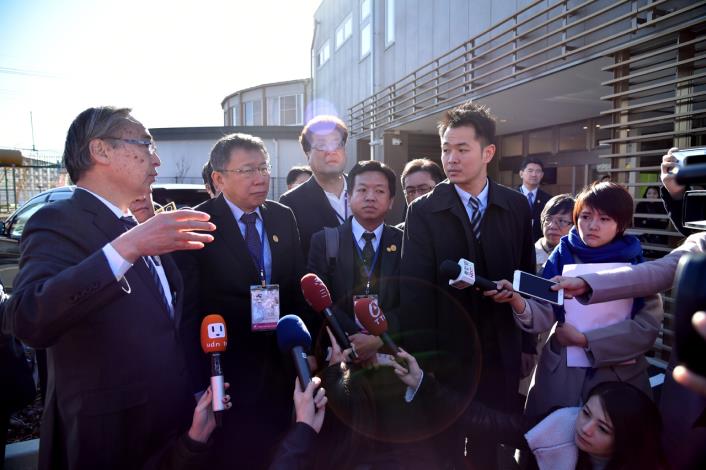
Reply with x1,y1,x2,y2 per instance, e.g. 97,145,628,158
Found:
518,157,552,242
280,115,351,260
280,175,343,259
400,102,536,469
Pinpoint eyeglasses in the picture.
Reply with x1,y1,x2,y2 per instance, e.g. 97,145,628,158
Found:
216,164,272,178
310,141,344,152
542,216,573,228
104,137,157,155
403,185,434,196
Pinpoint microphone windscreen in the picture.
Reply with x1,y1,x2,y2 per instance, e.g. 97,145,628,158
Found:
201,314,228,353
354,297,388,336
300,273,333,313
276,315,312,353
440,260,461,280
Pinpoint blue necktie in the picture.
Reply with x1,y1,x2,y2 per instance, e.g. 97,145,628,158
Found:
240,212,264,271
527,191,534,209
468,196,482,241
119,216,173,318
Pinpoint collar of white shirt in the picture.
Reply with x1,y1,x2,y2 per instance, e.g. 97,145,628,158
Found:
454,179,489,216
351,217,384,251
223,196,262,224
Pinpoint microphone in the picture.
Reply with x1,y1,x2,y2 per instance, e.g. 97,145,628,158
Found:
353,297,398,352
300,273,358,360
200,314,228,426
276,315,313,391
440,259,500,292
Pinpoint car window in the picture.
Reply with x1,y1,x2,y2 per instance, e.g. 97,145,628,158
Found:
9,202,47,238
48,190,73,202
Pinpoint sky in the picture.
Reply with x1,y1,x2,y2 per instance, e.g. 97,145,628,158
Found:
0,0,321,157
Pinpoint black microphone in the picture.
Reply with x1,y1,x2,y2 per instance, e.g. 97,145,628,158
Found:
440,259,500,292
300,273,358,360
277,315,313,391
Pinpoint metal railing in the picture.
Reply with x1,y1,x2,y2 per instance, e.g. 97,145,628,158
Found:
348,0,706,136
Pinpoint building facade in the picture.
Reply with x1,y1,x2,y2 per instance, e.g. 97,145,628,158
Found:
152,79,313,199
311,0,706,364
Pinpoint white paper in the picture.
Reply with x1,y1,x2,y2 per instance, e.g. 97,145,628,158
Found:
562,263,633,367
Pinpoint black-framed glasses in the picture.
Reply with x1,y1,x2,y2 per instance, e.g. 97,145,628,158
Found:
311,141,344,152
542,216,573,228
216,164,272,178
404,184,434,196
104,137,157,155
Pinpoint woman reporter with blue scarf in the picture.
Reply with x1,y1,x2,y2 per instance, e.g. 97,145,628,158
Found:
486,182,663,420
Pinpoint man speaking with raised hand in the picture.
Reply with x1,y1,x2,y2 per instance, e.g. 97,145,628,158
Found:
2,106,215,470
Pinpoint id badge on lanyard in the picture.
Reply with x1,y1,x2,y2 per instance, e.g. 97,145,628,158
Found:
251,284,280,331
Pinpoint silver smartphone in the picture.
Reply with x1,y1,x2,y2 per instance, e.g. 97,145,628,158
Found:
513,270,564,306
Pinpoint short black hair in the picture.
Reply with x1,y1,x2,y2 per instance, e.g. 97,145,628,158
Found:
201,161,216,195
347,160,397,198
401,158,445,186
286,165,312,185
209,133,269,171
574,182,634,235
541,194,575,220
438,101,496,147
521,156,545,171
299,115,348,154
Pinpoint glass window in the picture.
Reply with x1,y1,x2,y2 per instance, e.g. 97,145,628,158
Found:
361,23,371,58
10,202,45,239
559,122,587,151
385,0,395,46
280,94,303,126
361,0,371,22
501,134,523,157
593,116,611,148
336,15,353,50
528,129,553,154
243,100,262,126
318,40,331,67
230,106,239,126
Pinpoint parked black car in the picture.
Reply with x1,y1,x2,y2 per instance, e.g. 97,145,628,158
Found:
0,184,209,291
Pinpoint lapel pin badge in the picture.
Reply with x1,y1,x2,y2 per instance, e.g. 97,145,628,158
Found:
272,235,279,243
388,244,397,252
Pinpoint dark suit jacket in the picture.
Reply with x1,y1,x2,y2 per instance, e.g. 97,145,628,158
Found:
518,186,552,242
307,220,402,336
175,194,311,468
1,189,194,470
279,176,342,260
401,179,536,406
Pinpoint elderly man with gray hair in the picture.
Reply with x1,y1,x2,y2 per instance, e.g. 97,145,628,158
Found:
2,106,216,470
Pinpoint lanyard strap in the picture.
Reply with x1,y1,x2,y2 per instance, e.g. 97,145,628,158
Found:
245,223,268,287
335,192,349,224
353,235,381,291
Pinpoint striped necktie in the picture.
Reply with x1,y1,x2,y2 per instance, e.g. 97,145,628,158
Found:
119,216,174,318
468,196,482,241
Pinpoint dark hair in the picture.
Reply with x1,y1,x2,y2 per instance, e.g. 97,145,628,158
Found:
209,133,269,171
521,156,545,171
400,158,445,186
541,194,575,220
299,115,348,154
347,160,397,198
580,382,666,470
63,106,136,183
643,185,660,198
437,101,496,147
201,161,216,195
286,165,312,185
573,182,634,235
